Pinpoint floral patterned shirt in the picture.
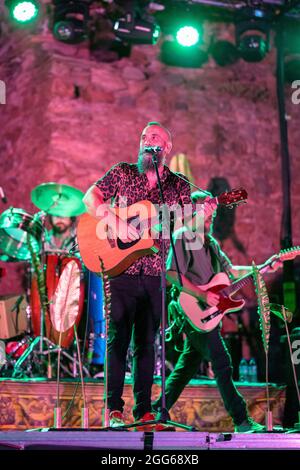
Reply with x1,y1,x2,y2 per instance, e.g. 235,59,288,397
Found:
95,162,191,276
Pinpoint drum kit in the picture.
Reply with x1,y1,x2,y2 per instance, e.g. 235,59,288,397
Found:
0,182,172,380
0,182,93,378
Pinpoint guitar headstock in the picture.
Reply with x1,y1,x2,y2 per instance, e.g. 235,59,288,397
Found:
279,246,300,262
217,188,248,208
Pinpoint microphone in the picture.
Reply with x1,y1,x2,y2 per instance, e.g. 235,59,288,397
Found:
144,146,162,154
0,186,7,204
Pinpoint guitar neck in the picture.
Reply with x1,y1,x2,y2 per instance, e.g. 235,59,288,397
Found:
222,273,253,296
222,246,300,297
221,256,278,297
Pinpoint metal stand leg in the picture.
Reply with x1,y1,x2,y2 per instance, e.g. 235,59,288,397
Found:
12,336,90,378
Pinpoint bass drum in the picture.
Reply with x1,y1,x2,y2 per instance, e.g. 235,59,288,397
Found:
31,252,85,349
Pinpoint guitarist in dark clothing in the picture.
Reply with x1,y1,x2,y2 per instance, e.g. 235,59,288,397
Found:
153,190,282,432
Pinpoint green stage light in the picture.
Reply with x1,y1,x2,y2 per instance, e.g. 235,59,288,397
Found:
176,26,200,47
6,0,39,24
13,2,37,22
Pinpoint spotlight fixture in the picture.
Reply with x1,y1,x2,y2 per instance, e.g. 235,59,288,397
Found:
283,22,300,83
210,40,240,67
52,0,89,44
159,16,206,68
237,31,268,62
5,0,40,25
284,53,300,84
235,8,271,63
160,39,208,68
113,10,160,45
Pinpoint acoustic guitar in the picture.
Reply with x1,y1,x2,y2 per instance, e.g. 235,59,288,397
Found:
77,188,247,277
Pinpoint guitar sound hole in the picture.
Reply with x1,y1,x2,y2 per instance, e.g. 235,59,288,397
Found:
117,238,140,250
116,215,141,250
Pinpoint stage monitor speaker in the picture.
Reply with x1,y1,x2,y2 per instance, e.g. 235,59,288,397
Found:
0,295,28,339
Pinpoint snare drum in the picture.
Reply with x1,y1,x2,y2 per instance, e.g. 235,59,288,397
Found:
0,208,43,261
31,252,85,349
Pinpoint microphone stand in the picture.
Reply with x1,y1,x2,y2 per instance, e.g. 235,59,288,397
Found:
140,152,195,431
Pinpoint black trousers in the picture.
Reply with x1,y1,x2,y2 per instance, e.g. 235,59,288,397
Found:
153,307,248,426
107,274,161,419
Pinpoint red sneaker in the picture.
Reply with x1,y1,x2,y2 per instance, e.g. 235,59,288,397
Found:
109,410,125,428
135,412,175,432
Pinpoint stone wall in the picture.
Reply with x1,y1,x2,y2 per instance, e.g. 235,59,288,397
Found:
0,31,299,296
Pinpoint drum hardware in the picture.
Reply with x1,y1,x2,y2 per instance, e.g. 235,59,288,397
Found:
27,211,49,355
29,183,87,380
0,340,6,367
0,186,7,204
10,335,89,379
12,250,88,380
50,259,90,428
12,336,60,378
9,205,82,377
0,207,43,261
31,182,86,217
0,182,88,381
68,242,79,255
0,334,33,376
54,348,90,378
31,252,85,349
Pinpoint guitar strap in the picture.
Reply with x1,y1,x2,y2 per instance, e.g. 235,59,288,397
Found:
206,239,221,275
206,236,232,277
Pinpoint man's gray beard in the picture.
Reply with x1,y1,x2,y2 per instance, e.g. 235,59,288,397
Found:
137,151,164,173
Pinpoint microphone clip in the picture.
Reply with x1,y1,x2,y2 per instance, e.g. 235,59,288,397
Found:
144,146,162,155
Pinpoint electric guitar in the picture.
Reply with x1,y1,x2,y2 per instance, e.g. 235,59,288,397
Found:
77,188,247,277
177,246,300,333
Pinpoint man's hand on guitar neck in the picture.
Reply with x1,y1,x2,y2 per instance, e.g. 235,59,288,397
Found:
231,254,283,278
260,254,283,274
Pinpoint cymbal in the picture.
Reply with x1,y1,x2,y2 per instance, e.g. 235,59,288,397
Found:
31,183,86,217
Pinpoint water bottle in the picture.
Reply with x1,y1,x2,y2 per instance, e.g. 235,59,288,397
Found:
0,341,6,367
239,358,249,382
248,358,258,383
87,332,95,365
72,350,78,377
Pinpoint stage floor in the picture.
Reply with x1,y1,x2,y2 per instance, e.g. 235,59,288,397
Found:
0,378,286,432
0,430,299,451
